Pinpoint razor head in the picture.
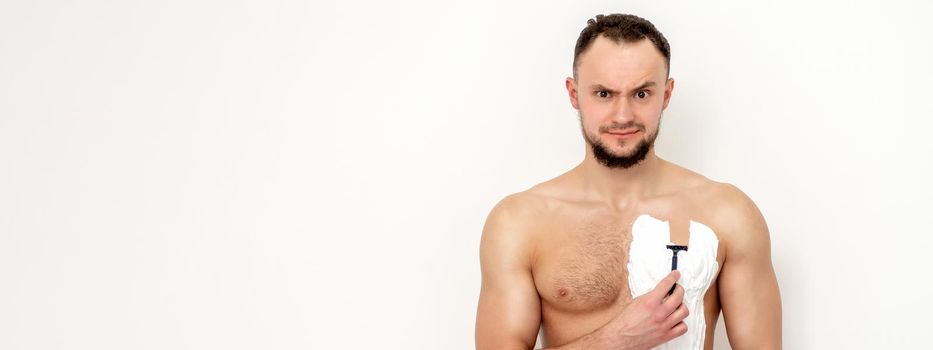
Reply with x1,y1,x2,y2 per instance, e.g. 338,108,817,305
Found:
666,244,689,274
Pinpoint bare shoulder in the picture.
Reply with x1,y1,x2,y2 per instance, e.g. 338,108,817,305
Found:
484,173,572,228
480,188,555,268
688,180,771,261
485,189,551,230
703,183,765,231
662,162,769,248
694,181,762,219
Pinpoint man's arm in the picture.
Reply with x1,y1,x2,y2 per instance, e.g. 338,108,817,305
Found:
475,196,542,350
717,185,783,349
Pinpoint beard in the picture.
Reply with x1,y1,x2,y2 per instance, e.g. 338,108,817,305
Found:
581,113,660,169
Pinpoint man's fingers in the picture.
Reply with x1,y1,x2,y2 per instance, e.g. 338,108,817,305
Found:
661,284,685,313
649,270,681,301
664,302,689,328
665,321,688,340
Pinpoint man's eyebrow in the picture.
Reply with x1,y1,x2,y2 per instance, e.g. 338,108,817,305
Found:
633,81,658,91
589,84,620,94
588,81,658,94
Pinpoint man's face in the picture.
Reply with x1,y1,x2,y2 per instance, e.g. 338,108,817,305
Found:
566,36,674,169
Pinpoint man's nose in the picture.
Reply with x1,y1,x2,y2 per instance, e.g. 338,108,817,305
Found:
609,98,635,123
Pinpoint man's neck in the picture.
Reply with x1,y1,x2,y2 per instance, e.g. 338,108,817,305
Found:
577,150,664,210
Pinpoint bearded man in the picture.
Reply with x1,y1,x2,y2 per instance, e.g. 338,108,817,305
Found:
475,14,782,350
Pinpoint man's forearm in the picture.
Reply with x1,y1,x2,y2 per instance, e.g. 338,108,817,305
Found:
540,332,601,350
539,327,635,350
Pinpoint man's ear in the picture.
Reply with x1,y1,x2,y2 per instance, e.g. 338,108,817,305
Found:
662,77,675,110
566,77,580,110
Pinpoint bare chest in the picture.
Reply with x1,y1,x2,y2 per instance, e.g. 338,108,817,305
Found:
532,214,639,312
531,209,706,313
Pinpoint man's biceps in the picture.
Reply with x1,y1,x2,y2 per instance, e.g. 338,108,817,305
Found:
719,265,780,313
718,260,769,301
476,293,541,350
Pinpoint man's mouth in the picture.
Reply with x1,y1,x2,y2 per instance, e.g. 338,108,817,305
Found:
606,129,641,137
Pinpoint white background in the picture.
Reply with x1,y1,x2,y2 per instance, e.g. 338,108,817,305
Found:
2,0,931,349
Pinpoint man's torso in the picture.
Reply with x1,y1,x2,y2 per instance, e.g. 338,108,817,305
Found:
510,161,736,348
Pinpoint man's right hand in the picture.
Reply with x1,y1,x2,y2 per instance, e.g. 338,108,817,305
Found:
557,270,689,350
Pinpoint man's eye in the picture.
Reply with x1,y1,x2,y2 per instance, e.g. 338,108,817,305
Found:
597,91,611,98
635,90,649,99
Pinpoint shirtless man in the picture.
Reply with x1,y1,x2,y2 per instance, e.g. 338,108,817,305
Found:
475,14,782,350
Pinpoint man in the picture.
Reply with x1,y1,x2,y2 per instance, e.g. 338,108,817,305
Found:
475,14,782,350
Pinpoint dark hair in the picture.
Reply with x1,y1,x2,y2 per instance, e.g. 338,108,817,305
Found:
573,14,671,77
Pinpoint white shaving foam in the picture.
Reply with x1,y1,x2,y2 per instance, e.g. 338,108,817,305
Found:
627,214,720,350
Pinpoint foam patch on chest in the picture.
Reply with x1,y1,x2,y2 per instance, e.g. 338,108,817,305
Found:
627,214,720,350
